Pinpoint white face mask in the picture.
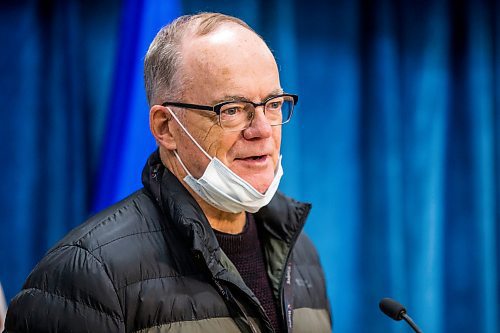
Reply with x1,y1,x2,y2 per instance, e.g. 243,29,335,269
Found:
167,107,283,214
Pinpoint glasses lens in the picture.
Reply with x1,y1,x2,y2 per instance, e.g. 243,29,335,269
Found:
265,95,294,126
219,102,251,131
218,95,295,131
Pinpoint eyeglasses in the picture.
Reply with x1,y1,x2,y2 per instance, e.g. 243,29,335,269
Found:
162,93,298,132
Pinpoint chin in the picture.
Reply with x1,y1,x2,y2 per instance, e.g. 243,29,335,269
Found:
246,174,274,194
233,162,276,193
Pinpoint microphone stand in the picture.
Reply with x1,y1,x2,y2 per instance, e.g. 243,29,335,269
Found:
401,312,423,333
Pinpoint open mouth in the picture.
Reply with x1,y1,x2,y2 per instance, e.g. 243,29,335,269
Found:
239,155,266,161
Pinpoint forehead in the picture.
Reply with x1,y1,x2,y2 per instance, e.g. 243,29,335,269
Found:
179,23,281,103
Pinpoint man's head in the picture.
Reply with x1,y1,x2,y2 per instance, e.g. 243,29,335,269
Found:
147,13,284,196
144,13,261,106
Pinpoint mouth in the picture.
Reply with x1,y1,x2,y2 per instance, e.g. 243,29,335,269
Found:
234,155,270,166
239,155,267,161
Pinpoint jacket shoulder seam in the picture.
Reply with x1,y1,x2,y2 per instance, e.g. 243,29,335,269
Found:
55,244,125,321
56,191,149,251
81,192,148,240
88,228,166,252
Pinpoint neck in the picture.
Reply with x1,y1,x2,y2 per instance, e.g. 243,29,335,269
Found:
160,148,247,234
197,201,246,234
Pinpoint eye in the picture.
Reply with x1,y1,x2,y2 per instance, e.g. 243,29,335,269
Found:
219,103,246,122
224,107,240,116
267,99,283,111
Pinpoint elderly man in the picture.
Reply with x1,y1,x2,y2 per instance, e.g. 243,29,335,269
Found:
5,13,331,333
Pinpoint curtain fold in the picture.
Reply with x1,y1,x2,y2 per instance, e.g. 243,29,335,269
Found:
0,1,498,333
91,0,181,212
0,0,120,300
180,1,498,332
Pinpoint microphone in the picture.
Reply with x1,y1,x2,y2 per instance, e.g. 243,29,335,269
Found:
379,298,423,333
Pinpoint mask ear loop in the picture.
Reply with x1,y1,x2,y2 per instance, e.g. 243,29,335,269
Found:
166,107,213,161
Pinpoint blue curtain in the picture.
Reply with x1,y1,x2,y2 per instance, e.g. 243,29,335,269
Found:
0,0,120,303
183,1,500,332
1,1,499,333
92,0,181,212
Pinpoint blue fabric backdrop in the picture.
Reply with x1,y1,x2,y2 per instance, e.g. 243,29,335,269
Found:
0,0,121,313
92,0,180,213
0,1,499,333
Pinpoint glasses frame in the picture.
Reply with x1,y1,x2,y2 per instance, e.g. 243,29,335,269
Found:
161,93,298,128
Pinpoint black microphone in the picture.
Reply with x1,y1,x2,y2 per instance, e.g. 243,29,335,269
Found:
379,298,423,333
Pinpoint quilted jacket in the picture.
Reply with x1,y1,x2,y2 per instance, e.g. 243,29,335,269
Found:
5,151,332,332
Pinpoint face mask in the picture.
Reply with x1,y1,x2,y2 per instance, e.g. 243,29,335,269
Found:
167,107,283,214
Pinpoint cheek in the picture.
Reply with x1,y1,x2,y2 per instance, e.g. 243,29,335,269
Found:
173,120,217,175
272,127,282,153
213,132,242,160
183,117,222,154
177,137,209,177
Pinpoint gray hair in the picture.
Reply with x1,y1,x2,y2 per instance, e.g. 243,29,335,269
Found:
144,13,260,107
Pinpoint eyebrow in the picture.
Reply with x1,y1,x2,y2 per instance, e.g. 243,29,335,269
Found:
211,88,284,105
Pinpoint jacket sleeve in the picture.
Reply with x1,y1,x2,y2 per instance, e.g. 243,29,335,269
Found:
4,245,125,333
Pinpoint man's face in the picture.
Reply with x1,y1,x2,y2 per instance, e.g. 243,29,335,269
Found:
171,24,282,193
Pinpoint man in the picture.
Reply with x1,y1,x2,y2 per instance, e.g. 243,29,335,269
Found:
5,13,331,333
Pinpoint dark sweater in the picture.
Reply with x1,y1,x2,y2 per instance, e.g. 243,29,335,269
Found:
215,214,282,332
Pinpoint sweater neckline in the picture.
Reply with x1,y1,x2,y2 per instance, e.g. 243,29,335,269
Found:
214,214,258,255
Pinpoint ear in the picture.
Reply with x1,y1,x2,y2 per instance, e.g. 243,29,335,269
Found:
150,105,177,150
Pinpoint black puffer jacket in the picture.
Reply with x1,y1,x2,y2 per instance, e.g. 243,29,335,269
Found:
5,151,332,332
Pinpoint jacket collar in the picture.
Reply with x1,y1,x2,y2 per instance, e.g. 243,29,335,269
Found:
142,150,311,275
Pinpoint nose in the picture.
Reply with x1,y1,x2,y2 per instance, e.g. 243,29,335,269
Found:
242,106,273,139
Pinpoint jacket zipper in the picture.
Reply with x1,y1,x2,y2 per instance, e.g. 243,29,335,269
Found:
195,250,271,332
277,206,310,332
213,278,260,333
